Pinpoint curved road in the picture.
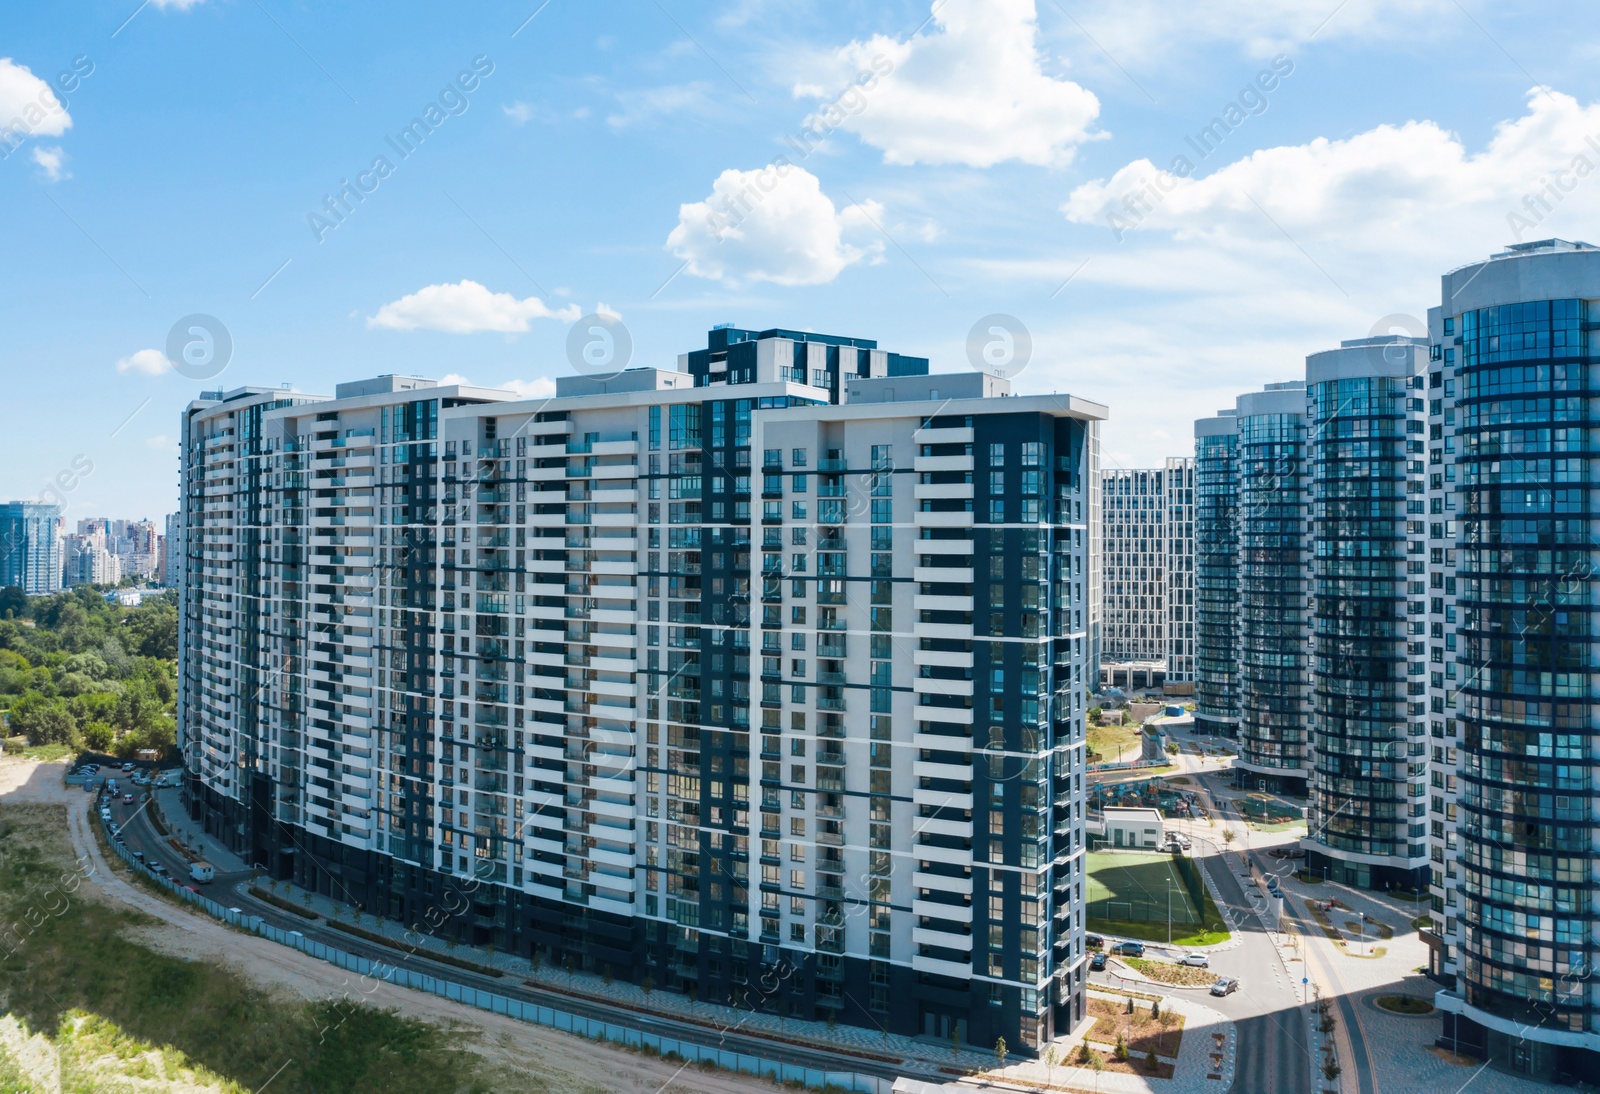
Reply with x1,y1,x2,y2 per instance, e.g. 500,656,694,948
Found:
1164,743,1315,1094
98,789,947,1088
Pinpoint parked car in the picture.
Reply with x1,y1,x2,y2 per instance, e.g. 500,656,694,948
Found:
1090,952,1108,971
1085,934,1104,949
1180,953,1210,968
1211,977,1239,996
1113,941,1145,957
120,762,135,773
132,851,144,863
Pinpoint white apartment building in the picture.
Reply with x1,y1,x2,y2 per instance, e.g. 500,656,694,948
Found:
1098,458,1194,692
178,326,1104,1054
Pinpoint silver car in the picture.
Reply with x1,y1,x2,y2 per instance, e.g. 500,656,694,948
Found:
1180,953,1210,968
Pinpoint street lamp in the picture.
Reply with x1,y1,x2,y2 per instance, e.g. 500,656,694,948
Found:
1167,880,1174,946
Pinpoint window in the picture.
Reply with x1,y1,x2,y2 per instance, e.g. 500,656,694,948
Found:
792,448,807,467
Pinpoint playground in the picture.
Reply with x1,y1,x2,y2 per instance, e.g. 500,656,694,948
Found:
1088,775,1204,820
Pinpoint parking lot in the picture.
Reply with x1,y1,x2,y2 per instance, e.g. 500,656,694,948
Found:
77,762,209,893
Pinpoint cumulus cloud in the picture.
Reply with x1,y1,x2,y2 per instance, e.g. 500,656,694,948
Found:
116,349,173,376
367,280,581,333
0,58,71,143
794,0,1101,168
31,145,66,181
667,164,883,286
1062,89,1600,260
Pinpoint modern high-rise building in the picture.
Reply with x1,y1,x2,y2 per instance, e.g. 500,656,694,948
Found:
1191,385,1313,788
162,512,182,588
1097,458,1194,692
1100,468,1167,666
177,327,1104,1054
1233,382,1312,795
1193,412,1239,736
1421,240,1600,1082
0,502,63,595
1163,458,1196,690
1301,337,1430,891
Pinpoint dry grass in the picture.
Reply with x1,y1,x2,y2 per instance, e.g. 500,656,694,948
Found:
1085,996,1185,1058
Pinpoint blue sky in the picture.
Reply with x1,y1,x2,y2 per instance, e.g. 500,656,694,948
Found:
5,0,1600,522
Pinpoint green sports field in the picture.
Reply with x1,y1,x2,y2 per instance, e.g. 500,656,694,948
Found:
1086,851,1200,925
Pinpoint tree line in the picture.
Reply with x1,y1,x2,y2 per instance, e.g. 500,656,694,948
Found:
0,586,178,758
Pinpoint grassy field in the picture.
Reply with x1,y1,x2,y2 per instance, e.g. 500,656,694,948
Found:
1087,852,1198,924
0,804,495,1094
1087,719,1143,764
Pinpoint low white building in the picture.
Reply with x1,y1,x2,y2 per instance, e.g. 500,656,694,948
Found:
1101,806,1164,850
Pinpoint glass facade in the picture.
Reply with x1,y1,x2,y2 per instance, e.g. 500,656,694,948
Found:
1193,421,1239,734
1234,393,1311,792
1306,357,1429,888
1452,296,1599,1034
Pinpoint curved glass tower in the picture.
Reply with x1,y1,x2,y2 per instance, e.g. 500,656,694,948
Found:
1193,413,1239,736
1431,240,1600,1081
1233,383,1311,794
1303,338,1429,891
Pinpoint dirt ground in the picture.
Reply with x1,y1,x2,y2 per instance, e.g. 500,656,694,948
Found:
2,758,800,1094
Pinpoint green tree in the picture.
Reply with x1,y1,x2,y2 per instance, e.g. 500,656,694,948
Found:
17,699,79,746
83,721,114,752
0,587,26,619
994,1037,1007,1069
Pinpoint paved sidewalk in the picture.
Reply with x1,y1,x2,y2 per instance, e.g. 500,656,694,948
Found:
971,988,1234,1094
149,786,249,874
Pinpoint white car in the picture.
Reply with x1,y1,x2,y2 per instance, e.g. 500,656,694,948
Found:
1180,953,1210,968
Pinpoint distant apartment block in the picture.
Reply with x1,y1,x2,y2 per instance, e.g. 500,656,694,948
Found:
177,327,1104,1054
1189,384,1312,793
163,511,181,587
1097,458,1194,692
63,530,121,586
0,502,63,595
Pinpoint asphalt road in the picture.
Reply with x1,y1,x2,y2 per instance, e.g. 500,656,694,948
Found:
97,790,954,1088
1180,753,1315,1094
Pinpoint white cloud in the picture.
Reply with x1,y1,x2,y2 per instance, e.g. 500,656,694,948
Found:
668,164,883,287
1065,0,1450,62
502,101,534,124
606,82,721,130
1062,88,1600,262
116,349,173,377
794,0,1101,168
145,434,174,450
31,145,66,181
0,58,71,143
150,0,207,9
367,280,581,334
